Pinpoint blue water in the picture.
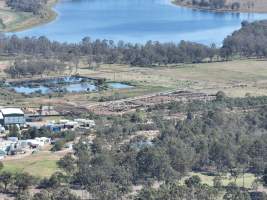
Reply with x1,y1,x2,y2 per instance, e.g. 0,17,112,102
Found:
9,77,132,94
13,86,50,94
107,82,133,89
62,83,96,92
13,0,267,45
12,83,97,94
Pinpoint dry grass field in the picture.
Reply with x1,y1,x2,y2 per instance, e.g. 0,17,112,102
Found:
78,59,267,97
1,58,267,109
2,145,68,178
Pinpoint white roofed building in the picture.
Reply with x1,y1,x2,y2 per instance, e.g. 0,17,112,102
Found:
74,119,95,128
1,108,24,115
0,108,25,126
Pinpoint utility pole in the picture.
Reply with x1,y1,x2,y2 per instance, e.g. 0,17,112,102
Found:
243,168,245,188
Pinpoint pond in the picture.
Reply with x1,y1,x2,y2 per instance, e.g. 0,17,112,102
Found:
13,0,267,45
6,76,133,95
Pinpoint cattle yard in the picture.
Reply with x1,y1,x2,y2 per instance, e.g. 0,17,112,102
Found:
86,90,216,115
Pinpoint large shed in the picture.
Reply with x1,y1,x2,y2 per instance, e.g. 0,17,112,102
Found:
0,108,25,125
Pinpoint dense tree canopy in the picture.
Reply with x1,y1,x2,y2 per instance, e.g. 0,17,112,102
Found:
0,34,217,67
49,95,267,199
222,20,267,58
6,0,48,15
4,59,65,78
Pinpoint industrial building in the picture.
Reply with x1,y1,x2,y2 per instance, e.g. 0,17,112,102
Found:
0,108,25,126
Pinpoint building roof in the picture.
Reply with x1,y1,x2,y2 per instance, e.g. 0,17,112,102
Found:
0,108,24,116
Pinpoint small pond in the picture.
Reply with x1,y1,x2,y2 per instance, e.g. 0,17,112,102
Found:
6,76,133,95
108,82,133,89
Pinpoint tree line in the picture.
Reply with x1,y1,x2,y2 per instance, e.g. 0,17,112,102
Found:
4,59,65,78
222,20,267,59
2,20,267,76
0,34,218,67
175,0,241,10
6,0,48,15
0,170,81,200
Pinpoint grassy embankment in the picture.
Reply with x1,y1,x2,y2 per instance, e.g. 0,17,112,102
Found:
0,0,58,32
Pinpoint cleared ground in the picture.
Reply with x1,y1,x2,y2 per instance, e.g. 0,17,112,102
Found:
2,146,67,178
182,172,257,189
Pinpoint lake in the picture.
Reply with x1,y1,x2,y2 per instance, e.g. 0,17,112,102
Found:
14,0,267,45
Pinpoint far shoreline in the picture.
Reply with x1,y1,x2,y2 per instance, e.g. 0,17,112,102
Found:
171,0,267,14
2,0,59,33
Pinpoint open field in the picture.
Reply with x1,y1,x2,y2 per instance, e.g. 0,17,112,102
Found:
77,59,267,97
2,147,64,178
0,0,57,32
1,58,267,110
